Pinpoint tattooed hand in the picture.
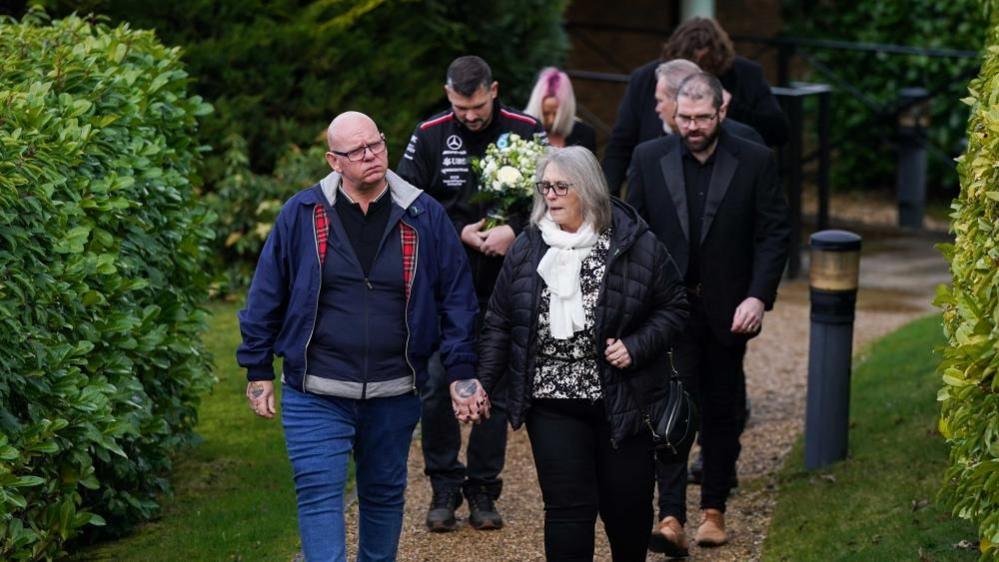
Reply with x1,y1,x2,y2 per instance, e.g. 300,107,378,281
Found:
246,380,276,419
454,379,479,398
449,378,490,423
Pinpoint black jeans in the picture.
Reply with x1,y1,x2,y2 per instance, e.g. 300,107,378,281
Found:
527,399,654,562
657,298,746,522
420,351,508,498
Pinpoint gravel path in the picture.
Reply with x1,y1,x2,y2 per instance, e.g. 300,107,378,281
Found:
342,227,950,561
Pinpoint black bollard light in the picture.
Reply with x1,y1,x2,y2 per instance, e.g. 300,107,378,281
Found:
805,230,862,470
896,87,931,229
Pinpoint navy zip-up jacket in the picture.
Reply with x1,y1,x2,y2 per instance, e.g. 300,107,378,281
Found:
237,170,479,398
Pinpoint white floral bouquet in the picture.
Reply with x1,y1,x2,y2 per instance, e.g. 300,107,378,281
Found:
472,133,546,229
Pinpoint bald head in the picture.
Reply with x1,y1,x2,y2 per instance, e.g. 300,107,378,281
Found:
324,111,388,194
326,111,378,150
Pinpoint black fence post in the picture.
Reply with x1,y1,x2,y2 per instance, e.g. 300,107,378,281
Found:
896,87,930,229
778,92,804,278
817,90,831,231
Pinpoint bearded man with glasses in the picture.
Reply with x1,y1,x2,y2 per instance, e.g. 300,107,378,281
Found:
627,72,790,553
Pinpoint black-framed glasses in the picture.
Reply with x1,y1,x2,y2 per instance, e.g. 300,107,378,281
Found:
535,181,573,197
330,133,387,162
674,113,718,128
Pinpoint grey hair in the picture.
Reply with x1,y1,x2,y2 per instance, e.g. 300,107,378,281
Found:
531,146,612,232
676,71,724,110
655,59,701,98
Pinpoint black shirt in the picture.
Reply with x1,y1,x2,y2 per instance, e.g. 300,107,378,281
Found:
681,143,716,286
334,185,392,276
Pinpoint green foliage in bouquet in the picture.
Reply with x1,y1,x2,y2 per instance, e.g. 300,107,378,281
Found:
471,133,547,228
0,11,214,559
936,2,999,558
783,0,985,196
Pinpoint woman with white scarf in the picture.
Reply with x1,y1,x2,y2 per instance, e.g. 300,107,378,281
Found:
450,146,688,561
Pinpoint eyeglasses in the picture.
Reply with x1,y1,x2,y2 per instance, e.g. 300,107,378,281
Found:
674,113,718,128
535,181,573,197
330,133,387,162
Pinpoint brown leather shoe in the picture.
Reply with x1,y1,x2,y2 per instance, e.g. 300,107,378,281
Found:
648,516,689,556
695,509,728,546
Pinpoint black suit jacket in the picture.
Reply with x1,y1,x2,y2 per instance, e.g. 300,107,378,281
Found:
626,130,790,345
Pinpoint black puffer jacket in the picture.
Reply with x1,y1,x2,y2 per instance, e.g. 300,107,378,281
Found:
478,199,688,446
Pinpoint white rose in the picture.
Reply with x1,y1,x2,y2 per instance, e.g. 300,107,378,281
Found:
496,165,522,185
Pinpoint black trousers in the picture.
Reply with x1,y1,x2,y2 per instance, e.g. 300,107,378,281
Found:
527,399,654,562
656,298,747,522
421,351,508,497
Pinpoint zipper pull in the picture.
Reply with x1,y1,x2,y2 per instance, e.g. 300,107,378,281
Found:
364,278,373,290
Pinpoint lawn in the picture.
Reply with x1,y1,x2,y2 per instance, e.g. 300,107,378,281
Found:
74,301,301,561
763,315,979,561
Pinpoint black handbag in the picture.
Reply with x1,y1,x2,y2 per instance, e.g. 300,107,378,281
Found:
613,253,698,466
638,350,699,466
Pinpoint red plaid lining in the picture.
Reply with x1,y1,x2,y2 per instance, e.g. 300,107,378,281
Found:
400,222,417,302
314,205,329,267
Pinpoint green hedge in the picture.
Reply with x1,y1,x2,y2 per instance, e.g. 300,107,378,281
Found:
30,0,569,291
783,0,985,196
936,2,999,559
0,11,214,559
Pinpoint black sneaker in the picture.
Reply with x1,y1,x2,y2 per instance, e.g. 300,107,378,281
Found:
426,487,462,532
466,489,503,530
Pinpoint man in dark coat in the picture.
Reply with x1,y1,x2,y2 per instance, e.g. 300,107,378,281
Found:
397,55,546,533
627,72,790,552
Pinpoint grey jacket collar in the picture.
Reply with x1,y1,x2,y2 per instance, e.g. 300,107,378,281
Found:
318,169,423,210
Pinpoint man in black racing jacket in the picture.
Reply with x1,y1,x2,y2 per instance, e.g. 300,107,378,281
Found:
397,55,545,533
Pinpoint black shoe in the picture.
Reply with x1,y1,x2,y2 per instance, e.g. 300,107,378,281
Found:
466,489,503,530
426,487,462,532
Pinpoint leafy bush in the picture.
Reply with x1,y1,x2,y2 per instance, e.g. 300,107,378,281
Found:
0,10,214,559
32,0,569,292
936,2,999,558
783,0,986,196
205,136,327,291
34,0,569,175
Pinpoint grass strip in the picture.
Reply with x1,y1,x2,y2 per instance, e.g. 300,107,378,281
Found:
75,301,301,561
763,315,978,561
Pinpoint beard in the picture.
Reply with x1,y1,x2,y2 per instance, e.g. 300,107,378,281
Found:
682,125,720,153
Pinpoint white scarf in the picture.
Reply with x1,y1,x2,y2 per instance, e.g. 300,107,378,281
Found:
536,214,600,339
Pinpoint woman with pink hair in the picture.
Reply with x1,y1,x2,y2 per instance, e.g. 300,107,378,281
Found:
525,67,597,152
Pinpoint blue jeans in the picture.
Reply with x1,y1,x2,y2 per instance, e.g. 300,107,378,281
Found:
282,384,421,562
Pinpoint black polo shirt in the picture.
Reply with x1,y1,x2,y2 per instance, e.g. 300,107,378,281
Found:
681,142,717,287
334,185,391,276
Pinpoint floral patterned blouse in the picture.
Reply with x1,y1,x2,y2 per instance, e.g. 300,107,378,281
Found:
533,229,612,400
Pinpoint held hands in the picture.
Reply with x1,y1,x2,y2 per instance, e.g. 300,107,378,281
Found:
459,219,515,257
604,338,633,369
450,378,491,423
731,296,765,334
246,381,276,419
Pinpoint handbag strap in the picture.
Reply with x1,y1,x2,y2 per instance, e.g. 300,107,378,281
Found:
612,251,664,440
